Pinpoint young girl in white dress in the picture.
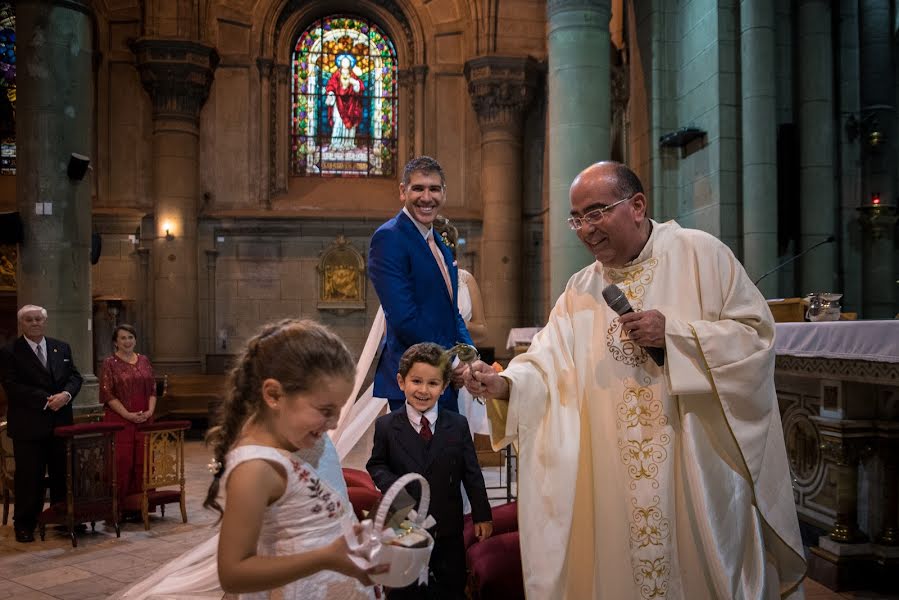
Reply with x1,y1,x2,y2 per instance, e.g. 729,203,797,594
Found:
115,319,385,599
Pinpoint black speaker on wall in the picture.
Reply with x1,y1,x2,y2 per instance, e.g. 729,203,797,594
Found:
90,232,102,264
68,153,91,181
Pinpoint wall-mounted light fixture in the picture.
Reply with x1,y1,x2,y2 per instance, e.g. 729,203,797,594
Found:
162,220,175,241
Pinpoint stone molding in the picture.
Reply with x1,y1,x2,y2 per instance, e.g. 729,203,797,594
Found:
131,39,219,125
256,57,274,78
465,56,540,134
547,0,611,19
775,355,899,385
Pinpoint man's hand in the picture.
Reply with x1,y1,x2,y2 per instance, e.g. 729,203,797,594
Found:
463,361,509,400
45,392,69,412
474,521,493,543
618,309,667,348
451,363,466,390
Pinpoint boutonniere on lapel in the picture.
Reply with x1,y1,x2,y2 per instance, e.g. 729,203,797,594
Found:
53,348,58,354
452,260,458,267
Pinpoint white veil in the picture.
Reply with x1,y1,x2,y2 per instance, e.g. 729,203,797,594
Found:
329,307,388,460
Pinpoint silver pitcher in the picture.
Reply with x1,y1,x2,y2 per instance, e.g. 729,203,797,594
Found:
804,293,843,322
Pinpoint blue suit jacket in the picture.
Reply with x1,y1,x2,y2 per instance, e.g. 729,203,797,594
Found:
369,211,473,409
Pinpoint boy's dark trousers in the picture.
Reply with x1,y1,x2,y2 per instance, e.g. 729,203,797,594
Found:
387,534,467,600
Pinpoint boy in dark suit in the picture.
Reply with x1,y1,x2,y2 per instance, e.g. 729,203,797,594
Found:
367,342,492,599
0,305,82,542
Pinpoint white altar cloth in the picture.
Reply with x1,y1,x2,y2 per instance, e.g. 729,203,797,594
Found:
774,320,899,363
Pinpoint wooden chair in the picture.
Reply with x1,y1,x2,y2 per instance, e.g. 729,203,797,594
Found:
0,421,13,525
122,420,191,530
38,422,124,547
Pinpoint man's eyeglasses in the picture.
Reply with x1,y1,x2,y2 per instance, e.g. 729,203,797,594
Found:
567,195,634,230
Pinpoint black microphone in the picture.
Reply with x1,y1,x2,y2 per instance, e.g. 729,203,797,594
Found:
601,284,665,367
753,236,836,286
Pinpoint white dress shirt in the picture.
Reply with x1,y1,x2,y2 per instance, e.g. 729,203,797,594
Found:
405,402,439,434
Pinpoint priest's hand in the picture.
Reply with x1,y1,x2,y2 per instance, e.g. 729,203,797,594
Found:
463,360,509,400
618,309,666,348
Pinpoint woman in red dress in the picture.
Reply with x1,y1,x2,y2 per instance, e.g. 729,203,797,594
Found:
99,324,157,503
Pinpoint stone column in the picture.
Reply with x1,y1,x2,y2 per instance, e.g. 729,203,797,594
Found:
132,39,217,373
547,0,611,300
814,417,871,543
876,422,899,545
857,0,897,318
413,65,428,155
136,247,151,357
274,64,290,192
465,56,538,356
740,0,778,296
16,0,99,413
205,249,219,355
256,58,274,207
797,0,837,294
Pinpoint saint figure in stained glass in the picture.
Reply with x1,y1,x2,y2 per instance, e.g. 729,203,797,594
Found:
291,16,398,177
325,54,365,150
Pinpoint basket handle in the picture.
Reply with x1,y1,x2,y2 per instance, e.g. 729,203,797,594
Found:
373,472,430,531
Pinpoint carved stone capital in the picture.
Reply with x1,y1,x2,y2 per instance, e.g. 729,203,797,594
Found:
412,64,428,84
275,64,291,85
547,0,611,19
256,57,274,79
131,39,219,125
465,56,540,134
398,69,414,89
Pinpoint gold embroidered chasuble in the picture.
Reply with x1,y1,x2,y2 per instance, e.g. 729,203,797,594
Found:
488,220,806,600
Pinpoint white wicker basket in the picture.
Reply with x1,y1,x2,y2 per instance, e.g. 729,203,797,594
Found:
367,472,435,588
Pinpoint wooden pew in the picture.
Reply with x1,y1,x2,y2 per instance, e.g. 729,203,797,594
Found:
155,374,227,421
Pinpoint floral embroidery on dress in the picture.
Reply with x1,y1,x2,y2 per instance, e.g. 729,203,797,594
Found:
291,459,342,519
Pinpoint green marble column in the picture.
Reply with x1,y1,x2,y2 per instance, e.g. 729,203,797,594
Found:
740,0,778,297
132,39,217,373
16,0,98,414
797,0,837,295
547,0,612,300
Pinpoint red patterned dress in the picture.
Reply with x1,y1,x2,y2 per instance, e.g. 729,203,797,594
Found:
99,354,156,500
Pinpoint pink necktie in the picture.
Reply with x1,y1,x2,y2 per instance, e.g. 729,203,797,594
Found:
428,234,453,299
420,415,433,441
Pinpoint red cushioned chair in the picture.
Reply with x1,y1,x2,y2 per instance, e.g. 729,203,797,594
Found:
122,420,191,530
467,531,524,600
464,501,523,599
38,422,125,547
343,468,381,520
342,467,377,491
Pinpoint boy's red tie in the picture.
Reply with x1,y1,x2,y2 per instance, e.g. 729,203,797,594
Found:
419,415,433,441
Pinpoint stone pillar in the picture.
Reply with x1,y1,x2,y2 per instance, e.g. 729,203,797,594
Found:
132,39,217,373
797,0,837,294
740,0,778,296
16,0,99,414
814,418,870,543
413,65,428,155
547,0,611,300
876,422,899,545
205,249,218,355
274,64,290,192
136,247,151,357
465,56,538,356
256,58,273,207
857,0,897,318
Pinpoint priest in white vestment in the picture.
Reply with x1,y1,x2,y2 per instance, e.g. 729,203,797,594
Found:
464,162,806,600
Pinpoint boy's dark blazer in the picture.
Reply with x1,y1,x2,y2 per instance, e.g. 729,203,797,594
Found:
0,336,82,440
367,407,491,539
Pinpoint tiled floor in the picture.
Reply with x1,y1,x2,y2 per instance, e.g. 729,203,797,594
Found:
0,441,894,599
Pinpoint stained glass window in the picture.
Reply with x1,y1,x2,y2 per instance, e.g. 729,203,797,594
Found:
0,2,14,175
291,16,398,177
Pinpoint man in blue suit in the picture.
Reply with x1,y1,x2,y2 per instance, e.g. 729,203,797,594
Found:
369,156,473,412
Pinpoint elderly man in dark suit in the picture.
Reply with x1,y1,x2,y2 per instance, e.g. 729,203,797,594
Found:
0,305,82,543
